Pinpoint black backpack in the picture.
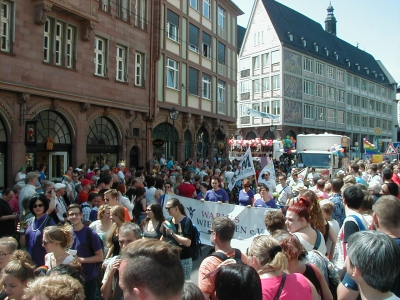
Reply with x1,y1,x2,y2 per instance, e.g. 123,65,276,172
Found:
209,248,243,264
191,223,202,261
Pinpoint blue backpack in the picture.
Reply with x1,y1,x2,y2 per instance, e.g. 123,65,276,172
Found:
191,223,202,261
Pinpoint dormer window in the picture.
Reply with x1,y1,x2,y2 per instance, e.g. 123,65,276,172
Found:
355,63,360,71
324,47,329,56
346,59,350,67
301,37,306,47
372,71,377,78
287,31,293,41
364,67,369,74
314,43,318,52
334,51,338,60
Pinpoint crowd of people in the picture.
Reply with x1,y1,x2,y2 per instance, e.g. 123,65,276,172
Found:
0,155,399,300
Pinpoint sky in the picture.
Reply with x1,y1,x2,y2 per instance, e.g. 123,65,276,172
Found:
234,0,400,85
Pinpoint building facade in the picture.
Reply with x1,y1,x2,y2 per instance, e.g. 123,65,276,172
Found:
237,0,397,155
150,0,243,163
0,0,156,188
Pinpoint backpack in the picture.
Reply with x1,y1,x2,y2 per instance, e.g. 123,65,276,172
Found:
191,223,202,261
85,226,104,267
209,248,243,265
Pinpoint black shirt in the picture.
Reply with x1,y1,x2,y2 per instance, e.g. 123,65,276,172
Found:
0,198,16,238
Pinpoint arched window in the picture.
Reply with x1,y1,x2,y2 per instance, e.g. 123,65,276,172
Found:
246,131,257,139
87,117,118,145
184,130,192,160
152,122,178,159
0,119,6,142
262,131,275,140
33,110,71,144
196,127,209,158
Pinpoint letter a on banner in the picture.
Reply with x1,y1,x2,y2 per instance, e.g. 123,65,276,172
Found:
385,143,398,156
228,147,255,191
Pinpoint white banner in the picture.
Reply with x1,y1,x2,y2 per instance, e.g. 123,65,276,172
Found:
258,159,276,182
246,108,280,120
228,147,255,191
163,195,278,253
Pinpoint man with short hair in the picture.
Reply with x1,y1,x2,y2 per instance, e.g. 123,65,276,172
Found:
259,171,276,193
338,195,400,299
69,170,81,201
275,175,292,206
81,193,96,225
176,173,197,198
78,179,93,204
329,178,345,227
204,176,229,203
89,193,105,222
119,239,184,300
101,159,111,171
344,231,400,300
349,164,367,187
54,183,68,223
103,175,113,189
368,163,383,186
104,189,131,222
101,222,142,299
18,172,39,218
68,204,103,300
198,217,248,300
160,154,166,167
315,179,330,200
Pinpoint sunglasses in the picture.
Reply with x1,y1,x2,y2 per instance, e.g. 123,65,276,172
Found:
146,209,152,212
165,186,171,188
165,207,173,211
32,204,44,208
208,229,215,234
244,185,250,188
42,241,52,245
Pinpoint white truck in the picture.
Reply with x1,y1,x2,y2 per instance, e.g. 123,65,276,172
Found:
294,133,350,177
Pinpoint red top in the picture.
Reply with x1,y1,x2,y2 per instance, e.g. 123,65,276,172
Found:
177,182,196,198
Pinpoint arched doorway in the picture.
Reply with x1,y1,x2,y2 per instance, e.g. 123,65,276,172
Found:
262,130,275,140
129,146,139,169
152,122,178,159
0,119,6,189
28,110,72,181
184,130,192,160
246,131,257,139
213,129,226,156
196,126,209,160
87,116,120,170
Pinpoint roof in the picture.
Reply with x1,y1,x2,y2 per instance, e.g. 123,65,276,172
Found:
261,0,394,86
237,25,246,53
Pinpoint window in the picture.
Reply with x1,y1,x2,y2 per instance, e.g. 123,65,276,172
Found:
116,45,128,82
167,10,179,42
327,87,335,100
316,106,324,120
301,38,306,47
382,103,387,114
262,77,270,92
382,88,387,98
272,75,280,90
347,74,352,86
337,90,344,102
361,97,368,109
135,0,147,29
369,117,375,128
361,116,367,128
94,36,108,76
202,31,211,59
189,23,199,53
316,84,324,98
376,101,381,112
218,80,225,113
327,108,335,122
303,81,313,95
337,70,344,82
240,80,250,94
303,58,312,72
272,100,280,115
218,42,225,64
240,58,250,71
190,0,198,10
353,77,360,88
99,0,110,12
369,82,375,94
347,94,352,105
376,118,381,128
203,0,210,19
376,85,381,96
116,0,130,21
327,66,334,79
304,104,314,119
262,53,269,68
361,80,367,91
354,114,360,126
188,67,199,96
353,96,360,107
337,111,344,123
253,78,260,94
271,50,280,64
218,6,225,29
166,58,179,89
347,112,352,124
253,56,260,70
44,18,76,68
135,52,144,86
253,31,264,46
1,1,12,52
262,102,270,114
202,74,211,99
369,100,375,110
316,62,324,76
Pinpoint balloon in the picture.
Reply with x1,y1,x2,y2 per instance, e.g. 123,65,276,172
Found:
338,152,344,157
286,135,290,139
363,138,366,141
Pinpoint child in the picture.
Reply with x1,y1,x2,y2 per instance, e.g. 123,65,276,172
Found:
319,200,340,260
2,250,35,300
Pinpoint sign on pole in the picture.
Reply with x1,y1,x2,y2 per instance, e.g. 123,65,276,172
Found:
385,143,398,156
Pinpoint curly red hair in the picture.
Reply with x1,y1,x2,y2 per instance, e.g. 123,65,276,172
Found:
287,197,312,222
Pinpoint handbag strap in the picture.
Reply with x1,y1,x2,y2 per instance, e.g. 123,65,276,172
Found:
313,228,322,250
273,273,287,300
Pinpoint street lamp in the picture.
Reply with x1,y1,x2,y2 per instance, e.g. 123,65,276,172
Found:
354,142,359,160
169,107,179,158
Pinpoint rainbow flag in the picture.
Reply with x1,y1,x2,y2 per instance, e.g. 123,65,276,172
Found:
364,139,378,155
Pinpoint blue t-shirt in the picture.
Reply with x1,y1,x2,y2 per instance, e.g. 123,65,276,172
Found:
204,189,229,203
253,198,277,208
238,189,254,206
342,237,400,298
71,226,102,282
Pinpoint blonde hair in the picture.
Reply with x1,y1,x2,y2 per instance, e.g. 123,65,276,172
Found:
106,205,126,249
97,204,111,220
248,235,288,275
3,250,35,283
23,274,85,300
43,224,73,249
0,236,19,253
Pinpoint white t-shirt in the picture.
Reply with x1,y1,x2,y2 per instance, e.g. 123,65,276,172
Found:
276,184,292,206
45,252,75,270
326,219,340,254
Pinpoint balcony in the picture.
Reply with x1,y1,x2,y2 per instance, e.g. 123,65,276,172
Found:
32,0,98,40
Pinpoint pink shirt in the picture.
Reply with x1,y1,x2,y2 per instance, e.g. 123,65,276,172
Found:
261,273,312,300
8,195,19,215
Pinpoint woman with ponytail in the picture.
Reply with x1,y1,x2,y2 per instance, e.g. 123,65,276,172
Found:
161,198,193,280
43,224,75,270
285,197,327,255
105,205,126,259
248,235,319,300
1,250,35,300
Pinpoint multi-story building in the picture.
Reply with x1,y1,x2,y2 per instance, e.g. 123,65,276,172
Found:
150,0,243,162
237,0,397,154
0,0,155,187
